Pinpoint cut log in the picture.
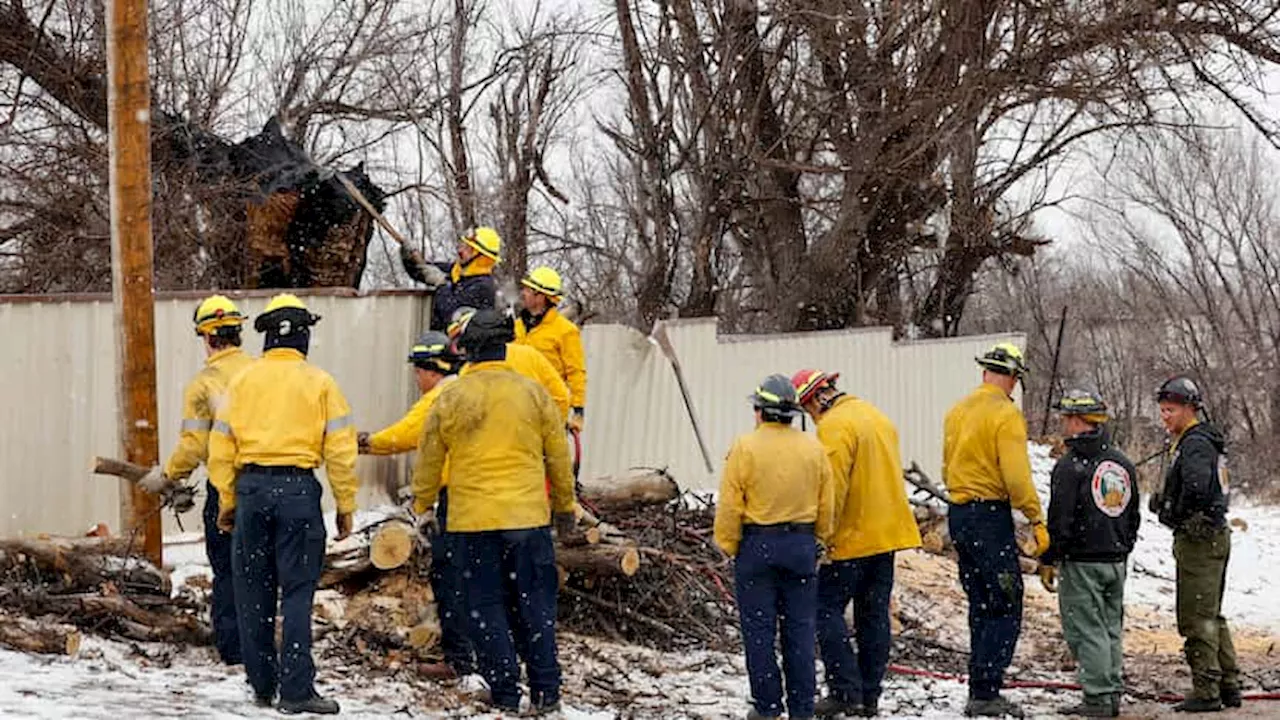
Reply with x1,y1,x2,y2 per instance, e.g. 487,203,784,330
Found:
0,537,169,596
557,544,641,577
579,469,680,511
0,611,81,655
91,456,149,483
370,521,414,571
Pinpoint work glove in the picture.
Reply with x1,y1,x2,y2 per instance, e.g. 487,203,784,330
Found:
1038,563,1058,593
138,465,169,494
216,505,236,534
335,511,354,541
1032,521,1050,557
816,543,831,566
357,431,371,454
568,408,584,433
400,244,448,289
553,512,576,538
413,510,439,538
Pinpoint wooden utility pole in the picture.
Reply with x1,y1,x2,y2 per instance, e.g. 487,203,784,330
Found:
107,0,162,565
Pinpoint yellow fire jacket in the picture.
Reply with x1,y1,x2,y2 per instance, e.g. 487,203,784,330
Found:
816,395,922,560
515,307,587,409
412,361,575,532
163,347,255,481
713,423,836,557
461,343,570,421
942,383,1043,524
366,377,455,456
208,348,360,514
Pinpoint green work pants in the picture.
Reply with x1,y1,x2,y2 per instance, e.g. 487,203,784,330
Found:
1173,527,1240,700
1059,561,1126,698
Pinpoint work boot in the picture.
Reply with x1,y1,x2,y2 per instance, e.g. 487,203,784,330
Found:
1110,693,1123,716
1172,696,1223,713
745,710,780,720
814,696,863,718
418,661,459,681
1221,686,1242,708
278,693,340,715
1057,694,1118,717
528,699,561,716
860,698,879,717
253,694,274,709
964,695,1025,718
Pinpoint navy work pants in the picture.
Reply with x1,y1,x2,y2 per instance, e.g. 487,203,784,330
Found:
817,551,895,706
231,470,326,704
430,489,475,674
948,501,1024,700
456,527,561,710
734,530,818,718
204,479,241,665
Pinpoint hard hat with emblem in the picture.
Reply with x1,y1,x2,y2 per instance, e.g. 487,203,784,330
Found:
750,374,801,419
193,295,245,337
457,308,515,354
408,330,456,372
976,342,1028,378
522,266,563,302
1156,376,1203,408
254,293,321,333
1053,388,1109,423
462,227,502,262
791,368,841,405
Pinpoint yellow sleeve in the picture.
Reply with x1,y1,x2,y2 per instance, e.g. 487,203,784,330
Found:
818,421,855,524
534,351,571,421
367,393,432,455
321,378,360,514
815,448,836,547
941,411,955,487
541,390,576,514
208,403,238,511
411,400,448,516
999,410,1042,523
163,377,211,481
713,441,748,556
562,325,587,409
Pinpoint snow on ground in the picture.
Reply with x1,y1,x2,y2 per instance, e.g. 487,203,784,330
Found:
1028,441,1280,633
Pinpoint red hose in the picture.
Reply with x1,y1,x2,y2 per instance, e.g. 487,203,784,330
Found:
885,664,1280,702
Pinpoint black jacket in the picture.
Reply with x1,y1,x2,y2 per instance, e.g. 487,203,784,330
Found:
1042,428,1141,565
1156,422,1228,531
429,263,497,332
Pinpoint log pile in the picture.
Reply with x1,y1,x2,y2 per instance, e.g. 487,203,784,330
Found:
0,535,209,653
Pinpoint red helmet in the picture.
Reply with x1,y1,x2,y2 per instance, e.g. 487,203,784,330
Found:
791,369,840,405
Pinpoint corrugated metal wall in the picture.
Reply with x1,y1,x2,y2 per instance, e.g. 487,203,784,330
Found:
576,319,1025,493
0,290,430,539
0,295,1022,538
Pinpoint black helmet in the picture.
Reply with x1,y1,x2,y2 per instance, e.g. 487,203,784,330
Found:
750,374,800,419
976,342,1028,378
457,308,515,355
1053,388,1108,417
1157,376,1203,408
408,330,457,372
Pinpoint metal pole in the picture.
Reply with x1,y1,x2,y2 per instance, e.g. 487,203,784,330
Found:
107,0,162,565
1040,306,1068,436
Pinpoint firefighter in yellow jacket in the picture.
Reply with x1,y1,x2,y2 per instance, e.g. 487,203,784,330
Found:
791,369,920,719
355,331,474,680
138,295,254,667
357,331,459,456
412,309,575,715
208,294,357,716
515,266,587,432
449,306,570,421
942,342,1048,719
715,374,835,720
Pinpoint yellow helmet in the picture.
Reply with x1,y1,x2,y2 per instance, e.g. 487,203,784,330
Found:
462,227,502,262
193,295,245,336
976,342,1028,378
521,266,563,302
254,293,321,333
